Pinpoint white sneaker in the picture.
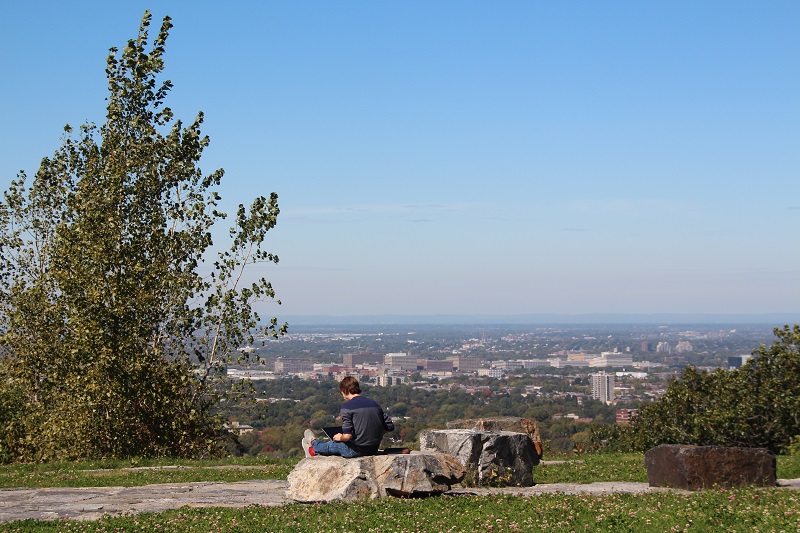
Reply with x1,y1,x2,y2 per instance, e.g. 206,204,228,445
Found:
301,429,316,458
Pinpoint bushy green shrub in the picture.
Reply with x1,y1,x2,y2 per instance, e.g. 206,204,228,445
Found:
596,325,799,453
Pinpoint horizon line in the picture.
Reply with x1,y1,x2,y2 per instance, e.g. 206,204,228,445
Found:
270,312,800,326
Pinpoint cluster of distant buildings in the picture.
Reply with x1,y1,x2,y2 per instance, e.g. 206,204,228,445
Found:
640,340,694,354
226,349,670,391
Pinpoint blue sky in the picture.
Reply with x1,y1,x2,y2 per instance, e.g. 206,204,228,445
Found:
1,2,798,320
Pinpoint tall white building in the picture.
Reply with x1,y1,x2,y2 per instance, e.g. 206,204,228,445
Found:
656,341,671,354
591,371,615,404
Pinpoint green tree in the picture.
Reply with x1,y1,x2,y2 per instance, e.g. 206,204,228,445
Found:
0,11,286,463
609,325,800,454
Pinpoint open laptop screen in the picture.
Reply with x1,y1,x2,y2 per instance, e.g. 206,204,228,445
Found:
321,426,343,440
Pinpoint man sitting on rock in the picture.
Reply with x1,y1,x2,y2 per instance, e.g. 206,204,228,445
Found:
302,376,394,458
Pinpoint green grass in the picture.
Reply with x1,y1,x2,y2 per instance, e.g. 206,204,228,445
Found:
535,452,648,483
2,490,798,532
1,453,799,531
777,453,800,479
0,456,298,489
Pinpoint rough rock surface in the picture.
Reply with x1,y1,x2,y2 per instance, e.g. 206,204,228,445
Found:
286,453,465,502
645,444,776,490
447,417,542,455
419,429,537,486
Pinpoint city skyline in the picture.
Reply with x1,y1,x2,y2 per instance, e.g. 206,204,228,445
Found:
1,2,798,320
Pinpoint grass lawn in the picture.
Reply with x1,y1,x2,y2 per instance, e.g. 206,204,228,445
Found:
0,456,297,489
2,490,798,532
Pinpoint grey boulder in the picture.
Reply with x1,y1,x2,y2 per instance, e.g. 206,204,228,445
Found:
286,453,465,502
419,429,537,487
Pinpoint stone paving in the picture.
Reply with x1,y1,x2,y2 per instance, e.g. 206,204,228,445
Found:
0,480,288,523
1,478,798,523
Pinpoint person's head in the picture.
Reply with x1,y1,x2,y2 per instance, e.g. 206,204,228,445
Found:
339,376,361,396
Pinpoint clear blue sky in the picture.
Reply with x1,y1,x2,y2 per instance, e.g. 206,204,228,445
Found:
1,2,798,320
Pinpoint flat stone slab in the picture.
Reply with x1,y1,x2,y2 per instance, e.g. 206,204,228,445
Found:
0,480,289,522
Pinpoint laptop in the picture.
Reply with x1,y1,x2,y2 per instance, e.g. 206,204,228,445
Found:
321,426,343,440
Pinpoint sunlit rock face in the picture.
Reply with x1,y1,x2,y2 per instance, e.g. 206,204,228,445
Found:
286,453,465,502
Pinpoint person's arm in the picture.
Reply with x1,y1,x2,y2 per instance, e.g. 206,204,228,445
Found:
338,406,354,442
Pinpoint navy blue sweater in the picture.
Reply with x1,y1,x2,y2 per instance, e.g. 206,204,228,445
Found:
340,395,394,456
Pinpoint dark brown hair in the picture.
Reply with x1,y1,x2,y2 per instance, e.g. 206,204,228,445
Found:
339,376,361,395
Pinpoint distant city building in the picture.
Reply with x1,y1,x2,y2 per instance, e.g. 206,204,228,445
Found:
589,352,634,368
728,354,753,370
384,352,418,371
273,358,313,374
675,341,694,354
377,373,405,386
656,341,671,354
641,341,653,352
616,371,648,379
477,368,503,378
493,360,523,372
226,367,277,381
615,408,638,425
343,352,380,368
313,363,344,372
224,422,254,435
549,358,590,368
591,371,615,403
447,355,480,373
632,360,665,370
421,359,454,372
518,359,550,369
567,352,590,361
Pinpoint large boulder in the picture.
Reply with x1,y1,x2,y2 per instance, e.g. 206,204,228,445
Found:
286,453,465,502
447,417,543,461
645,445,776,490
419,429,537,486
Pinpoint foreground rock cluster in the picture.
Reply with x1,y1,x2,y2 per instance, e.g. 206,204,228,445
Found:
288,417,542,502
288,419,780,503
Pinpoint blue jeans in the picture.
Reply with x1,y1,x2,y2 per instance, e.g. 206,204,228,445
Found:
312,439,362,458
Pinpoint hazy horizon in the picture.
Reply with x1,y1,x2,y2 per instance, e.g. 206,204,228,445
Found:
277,312,799,327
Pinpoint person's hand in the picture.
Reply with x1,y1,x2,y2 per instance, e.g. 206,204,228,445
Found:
333,433,342,442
